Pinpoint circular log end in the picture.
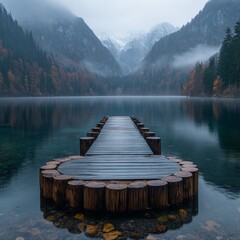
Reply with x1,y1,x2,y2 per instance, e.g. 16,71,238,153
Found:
85,181,106,189
68,180,85,186
128,181,147,189
40,164,57,170
180,161,193,165
106,184,128,190
174,171,192,178
182,167,199,173
164,176,182,183
147,180,168,187
54,175,72,181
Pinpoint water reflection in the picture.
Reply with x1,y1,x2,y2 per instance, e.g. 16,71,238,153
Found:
0,97,240,196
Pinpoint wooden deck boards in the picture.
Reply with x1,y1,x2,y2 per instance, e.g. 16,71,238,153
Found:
87,116,153,155
58,116,180,180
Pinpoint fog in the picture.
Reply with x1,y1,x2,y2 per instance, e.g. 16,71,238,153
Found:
0,0,208,36
172,45,220,69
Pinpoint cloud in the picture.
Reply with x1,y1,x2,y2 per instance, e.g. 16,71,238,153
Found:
172,45,220,69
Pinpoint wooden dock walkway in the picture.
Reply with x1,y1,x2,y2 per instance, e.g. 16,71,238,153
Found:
58,116,180,180
40,116,199,213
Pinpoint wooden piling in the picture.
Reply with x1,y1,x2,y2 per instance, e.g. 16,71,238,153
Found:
40,170,60,194
92,127,101,133
105,184,127,213
165,176,183,206
174,171,193,200
182,168,199,195
52,175,72,207
84,182,106,211
87,132,99,139
143,131,155,138
128,182,148,211
146,137,161,155
147,180,168,209
80,137,95,156
140,127,149,135
66,180,85,209
97,123,104,129
136,123,144,129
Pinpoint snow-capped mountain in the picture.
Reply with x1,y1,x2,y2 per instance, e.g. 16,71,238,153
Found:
101,23,178,74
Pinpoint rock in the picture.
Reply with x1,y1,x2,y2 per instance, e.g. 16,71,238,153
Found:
46,215,54,221
102,231,121,240
16,237,24,240
155,225,167,233
168,214,177,221
146,235,159,240
179,209,187,217
201,220,221,232
103,223,115,233
77,222,85,232
74,213,85,220
85,224,98,235
157,215,168,223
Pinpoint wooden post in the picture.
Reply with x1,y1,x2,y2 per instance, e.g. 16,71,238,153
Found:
128,182,148,211
97,123,104,129
84,182,106,211
136,123,144,129
146,137,161,155
52,175,72,207
87,132,99,139
182,168,199,195
181,164,197,168
179,161,193,165
174,171,193,200
80,137,94,156
147,180,168,209
66,180,85,209
40,171,60,199
165,176,183,206
40,164,57,171
143,132,155,138
92,127,101,133
40,170,60,193
105,184,127,213
140,127,149,135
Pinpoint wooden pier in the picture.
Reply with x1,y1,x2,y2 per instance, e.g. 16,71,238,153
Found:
40,116,199,213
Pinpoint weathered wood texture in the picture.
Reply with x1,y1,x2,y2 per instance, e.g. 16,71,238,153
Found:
66,180,85,209
165,176,183,206
83,182,106,211
58,155,180,180
87,116,153,155
105,184,127,213
128,182,148,211
147,180,168,209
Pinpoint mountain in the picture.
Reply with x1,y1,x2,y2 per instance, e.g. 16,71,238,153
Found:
0,3,118,96
1,0,122,77
137,0,240,94
102,23,178,74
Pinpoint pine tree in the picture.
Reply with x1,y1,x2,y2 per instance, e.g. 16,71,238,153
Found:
218,28,234,87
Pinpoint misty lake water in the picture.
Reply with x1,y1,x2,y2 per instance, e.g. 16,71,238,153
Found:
0,96,239,240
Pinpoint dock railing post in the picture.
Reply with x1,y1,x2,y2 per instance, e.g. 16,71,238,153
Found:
80,137,95,156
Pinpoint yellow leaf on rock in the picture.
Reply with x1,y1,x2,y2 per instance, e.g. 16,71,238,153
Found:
103,223,115,233
179,209,187,217
157,215,168,223
103,231,121,240
74,213,85,220
86,224,98,235
46,215,54,221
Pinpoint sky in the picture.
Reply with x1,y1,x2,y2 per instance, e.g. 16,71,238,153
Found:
52,0,209,37
1,0,209,37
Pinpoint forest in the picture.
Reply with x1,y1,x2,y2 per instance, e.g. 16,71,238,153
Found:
182,20,240,97
0,5,113,96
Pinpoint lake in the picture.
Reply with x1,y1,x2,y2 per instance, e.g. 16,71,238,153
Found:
0,96,239,240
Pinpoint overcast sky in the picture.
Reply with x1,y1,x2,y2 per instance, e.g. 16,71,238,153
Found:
52,0,209,37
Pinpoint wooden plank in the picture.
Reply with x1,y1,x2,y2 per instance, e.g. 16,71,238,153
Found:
58,155,180,180
86,116,153,155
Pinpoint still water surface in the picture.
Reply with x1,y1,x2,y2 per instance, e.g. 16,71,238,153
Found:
0,96,239,240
